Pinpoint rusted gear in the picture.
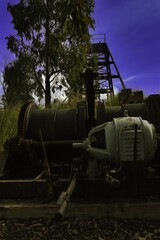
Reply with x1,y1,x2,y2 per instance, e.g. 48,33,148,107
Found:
17,101,38,138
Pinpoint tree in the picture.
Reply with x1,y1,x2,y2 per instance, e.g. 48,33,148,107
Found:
3,53,43,105
0,51,14,106
6,0,95,107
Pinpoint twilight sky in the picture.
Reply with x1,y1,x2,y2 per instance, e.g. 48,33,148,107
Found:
90,0,160,95
0,0,160,96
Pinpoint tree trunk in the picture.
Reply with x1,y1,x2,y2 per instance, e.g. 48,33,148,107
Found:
45,0,51,108
45,75,51,107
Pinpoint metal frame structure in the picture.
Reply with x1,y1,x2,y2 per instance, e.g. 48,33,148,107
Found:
90,34,126,100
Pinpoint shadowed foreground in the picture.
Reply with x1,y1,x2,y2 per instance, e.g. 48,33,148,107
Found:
0,217,160,240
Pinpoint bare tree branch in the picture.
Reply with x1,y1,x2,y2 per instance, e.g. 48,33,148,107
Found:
49,71,61,84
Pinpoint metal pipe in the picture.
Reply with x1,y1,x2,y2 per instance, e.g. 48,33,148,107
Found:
39,130,53,196
55,177,76,220
20,139,83,149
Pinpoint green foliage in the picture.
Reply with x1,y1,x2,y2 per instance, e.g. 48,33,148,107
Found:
0,105,20,152
6,0,95,107
51,92,85,110
106,94,120,106
3,53,43,105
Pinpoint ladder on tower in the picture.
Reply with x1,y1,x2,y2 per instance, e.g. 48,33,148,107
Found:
89,34,126,100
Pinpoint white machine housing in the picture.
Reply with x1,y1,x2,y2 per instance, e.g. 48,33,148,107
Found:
87,116,157,166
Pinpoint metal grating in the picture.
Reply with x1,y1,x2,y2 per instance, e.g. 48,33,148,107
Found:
119,130,145,161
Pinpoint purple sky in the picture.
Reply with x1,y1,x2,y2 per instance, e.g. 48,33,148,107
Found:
91,0,160,95
0,0,160,96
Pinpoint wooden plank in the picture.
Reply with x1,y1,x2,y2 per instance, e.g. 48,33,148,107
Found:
0,201,160,220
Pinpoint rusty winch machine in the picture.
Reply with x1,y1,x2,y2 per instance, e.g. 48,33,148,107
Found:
1,84,160,217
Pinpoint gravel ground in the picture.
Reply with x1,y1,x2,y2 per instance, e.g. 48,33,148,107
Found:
0,217,160,240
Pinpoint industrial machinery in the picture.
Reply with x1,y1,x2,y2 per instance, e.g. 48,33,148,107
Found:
1,91,160,203
0,35,160,218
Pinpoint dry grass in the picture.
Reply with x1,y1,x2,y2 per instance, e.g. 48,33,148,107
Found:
0,105,20,152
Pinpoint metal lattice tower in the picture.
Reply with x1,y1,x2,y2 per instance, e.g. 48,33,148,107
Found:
89,34,126,100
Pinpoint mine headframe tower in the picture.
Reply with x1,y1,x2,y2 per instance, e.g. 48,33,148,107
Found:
89,34,126,100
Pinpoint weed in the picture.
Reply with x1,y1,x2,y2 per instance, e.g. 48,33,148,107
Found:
0,105,20,152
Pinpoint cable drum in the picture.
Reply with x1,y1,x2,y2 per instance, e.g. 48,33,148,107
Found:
121,103,150,120
98,101,159,125
26,109,57,141
52,108,78,141
18,102,87,141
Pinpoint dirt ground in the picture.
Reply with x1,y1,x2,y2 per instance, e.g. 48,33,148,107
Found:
0,217,160,240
